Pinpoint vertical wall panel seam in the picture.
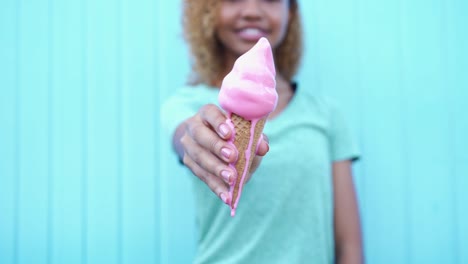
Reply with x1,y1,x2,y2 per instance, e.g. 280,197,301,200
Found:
451,0,463,261
353,2,371,262
158,0,167,263
310,1,322,94
442,0,459,262
452,1,464,261
116,0,124,262
396,0,410,262
351,2,367,261
81,0,89,262
13,0,21,263
154,0,161,262
47,0,55,263
353,0,365,210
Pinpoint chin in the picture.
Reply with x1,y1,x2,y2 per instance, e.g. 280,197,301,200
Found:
237,41,260,53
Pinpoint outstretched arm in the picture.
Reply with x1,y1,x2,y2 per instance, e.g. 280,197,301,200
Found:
172,104,269,204
333,160,364,264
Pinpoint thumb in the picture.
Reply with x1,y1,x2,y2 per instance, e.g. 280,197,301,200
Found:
255,134,269,156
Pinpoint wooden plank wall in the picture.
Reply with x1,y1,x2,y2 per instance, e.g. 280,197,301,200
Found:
0,0,467,263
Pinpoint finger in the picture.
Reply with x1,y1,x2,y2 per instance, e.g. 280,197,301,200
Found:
255,133,270,156
181,134,236,186
245,156,263,184
188,121,238,163
250,156,263,176
199,104,233,139
183,154,231,205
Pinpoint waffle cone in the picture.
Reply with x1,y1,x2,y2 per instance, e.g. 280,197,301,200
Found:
229,113,266,214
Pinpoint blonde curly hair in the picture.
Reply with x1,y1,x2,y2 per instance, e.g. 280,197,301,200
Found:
183,0,303,86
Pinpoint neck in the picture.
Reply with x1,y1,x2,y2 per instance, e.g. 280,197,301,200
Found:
275,74,291,92
213,50,238,87
214,59,291,92
213,47,292,92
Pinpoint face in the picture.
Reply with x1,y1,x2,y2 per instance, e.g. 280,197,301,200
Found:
215,0,291,59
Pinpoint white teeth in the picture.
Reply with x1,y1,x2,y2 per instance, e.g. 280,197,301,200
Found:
240,28,262,36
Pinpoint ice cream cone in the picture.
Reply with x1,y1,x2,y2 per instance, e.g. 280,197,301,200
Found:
218,37,277,216
229,113,266,216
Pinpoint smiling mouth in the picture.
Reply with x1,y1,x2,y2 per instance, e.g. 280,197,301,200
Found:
237,28,268,41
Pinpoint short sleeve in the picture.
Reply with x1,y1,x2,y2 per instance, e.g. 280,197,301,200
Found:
328,99,361,162
161,89,196,140
160,85,219,141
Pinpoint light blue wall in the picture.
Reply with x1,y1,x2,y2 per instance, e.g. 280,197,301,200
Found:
1,0,160,263
0,0,467,263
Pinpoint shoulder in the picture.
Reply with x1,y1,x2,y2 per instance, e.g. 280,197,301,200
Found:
163,83,218,102
308,94,350,130
160,83,220,138
294,91,353,139
296,91,342,120
161,83,219,111
309,95,359,161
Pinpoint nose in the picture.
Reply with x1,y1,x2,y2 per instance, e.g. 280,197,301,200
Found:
240,0,263,19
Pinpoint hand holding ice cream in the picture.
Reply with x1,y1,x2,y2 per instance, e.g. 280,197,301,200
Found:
219,37,278,216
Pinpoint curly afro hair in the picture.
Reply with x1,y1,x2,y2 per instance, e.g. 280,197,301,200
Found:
183,0,303,86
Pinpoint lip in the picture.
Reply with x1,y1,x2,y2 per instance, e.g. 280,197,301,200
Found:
236,27,268,42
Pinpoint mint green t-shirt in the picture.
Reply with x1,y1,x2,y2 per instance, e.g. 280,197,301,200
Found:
161,83,360,264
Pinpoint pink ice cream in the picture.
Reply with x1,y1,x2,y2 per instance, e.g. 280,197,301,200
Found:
218,37,278,217
219,37,278,119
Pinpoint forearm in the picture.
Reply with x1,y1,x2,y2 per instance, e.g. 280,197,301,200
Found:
172,122,187,160
335,242,363,264
334,202,364,264
333,160,364,264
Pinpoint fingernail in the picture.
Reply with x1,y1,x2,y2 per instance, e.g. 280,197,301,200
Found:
220,192,229,204
221,170,232,184
221,148,232,159
219,123,229,137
